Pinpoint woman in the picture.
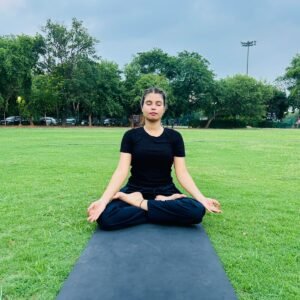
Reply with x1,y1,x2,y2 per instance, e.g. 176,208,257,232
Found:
87,87,221,230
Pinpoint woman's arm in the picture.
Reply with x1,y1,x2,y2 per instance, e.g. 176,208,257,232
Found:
87,152,131,222
99,152,132,205
174,157,221,213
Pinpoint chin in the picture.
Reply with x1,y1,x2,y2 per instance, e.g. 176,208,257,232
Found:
146,117,161,123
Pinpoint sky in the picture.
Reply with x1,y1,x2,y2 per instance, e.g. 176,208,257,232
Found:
1,0,299,83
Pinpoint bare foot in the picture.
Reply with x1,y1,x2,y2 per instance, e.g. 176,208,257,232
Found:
155,193,187,201
112,191,144,202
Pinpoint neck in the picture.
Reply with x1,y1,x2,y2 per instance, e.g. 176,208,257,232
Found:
144,120,163,131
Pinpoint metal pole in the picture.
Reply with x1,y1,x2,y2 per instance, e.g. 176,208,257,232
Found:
246,45,249,75
241,41,256,76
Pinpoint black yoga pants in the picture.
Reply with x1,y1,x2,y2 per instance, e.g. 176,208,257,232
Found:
97,183,206,231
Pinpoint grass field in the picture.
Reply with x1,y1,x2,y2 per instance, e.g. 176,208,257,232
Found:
0,127,299,299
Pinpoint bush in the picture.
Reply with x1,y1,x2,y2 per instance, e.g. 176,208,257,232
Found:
255,113,299,128
188,118,247,129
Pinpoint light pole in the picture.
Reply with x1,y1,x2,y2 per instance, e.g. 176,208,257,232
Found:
241,41,256,75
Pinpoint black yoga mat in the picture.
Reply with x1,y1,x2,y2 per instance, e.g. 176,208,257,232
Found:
57,224,237,300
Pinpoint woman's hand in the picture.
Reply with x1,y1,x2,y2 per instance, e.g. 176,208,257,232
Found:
201,198,222,214
87,200,107,222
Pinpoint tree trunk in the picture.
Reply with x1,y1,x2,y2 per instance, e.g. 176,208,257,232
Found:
88,114,92,127
76,103,80,125
18,113,22,126
4,96,10,126
205,116,215,129
45,112,49,126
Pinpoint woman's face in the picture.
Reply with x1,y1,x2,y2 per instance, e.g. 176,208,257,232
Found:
142,93,165,122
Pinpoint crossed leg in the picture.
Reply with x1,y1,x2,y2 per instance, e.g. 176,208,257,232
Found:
111,191,205,225
98,191,205,230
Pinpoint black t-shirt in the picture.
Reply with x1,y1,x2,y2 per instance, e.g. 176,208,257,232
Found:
120,127,185,187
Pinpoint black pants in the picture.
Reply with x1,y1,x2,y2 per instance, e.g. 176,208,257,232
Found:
97,183,206,231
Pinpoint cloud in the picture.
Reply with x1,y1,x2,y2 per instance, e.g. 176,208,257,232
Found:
0,0,25,14
0,0,299,82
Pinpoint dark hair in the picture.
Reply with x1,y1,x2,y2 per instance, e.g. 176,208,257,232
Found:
140,87,167,108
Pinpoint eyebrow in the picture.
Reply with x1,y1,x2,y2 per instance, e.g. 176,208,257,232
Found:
145,100,163,103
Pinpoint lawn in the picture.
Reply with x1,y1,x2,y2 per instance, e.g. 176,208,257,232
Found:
0,127,299,299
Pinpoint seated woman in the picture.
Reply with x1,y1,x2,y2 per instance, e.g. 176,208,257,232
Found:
87,87,221,230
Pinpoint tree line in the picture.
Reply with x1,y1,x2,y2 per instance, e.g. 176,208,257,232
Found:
0,18,299,127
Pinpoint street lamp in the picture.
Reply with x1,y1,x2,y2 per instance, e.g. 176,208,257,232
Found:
241,40,256,75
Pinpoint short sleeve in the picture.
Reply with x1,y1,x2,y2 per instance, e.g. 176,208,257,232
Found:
173,131,185,157
120,130,133,153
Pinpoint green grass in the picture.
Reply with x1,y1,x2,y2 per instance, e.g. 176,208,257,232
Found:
0,127,299,299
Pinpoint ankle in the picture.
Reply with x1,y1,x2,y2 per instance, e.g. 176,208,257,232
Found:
139,199,148,211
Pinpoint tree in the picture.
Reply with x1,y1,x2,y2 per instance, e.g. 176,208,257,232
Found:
16,96,30,125
96,60,123,120
30,74,59,121
282,53,300,111
122,60,143,114
171,51,215,117
218,75,273,124
0,34,43,121
38,18,98,73
0,94,4,114
38,18,99,121
265,87,288,120
70,59,123,126
134,48,177,79
201,80,227,128
124,49,216,120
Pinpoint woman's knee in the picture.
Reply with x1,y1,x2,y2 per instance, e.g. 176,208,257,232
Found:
96,200,128,230
97,207,116,230
192,201,206,223
97,214,111,230
181,198,206,223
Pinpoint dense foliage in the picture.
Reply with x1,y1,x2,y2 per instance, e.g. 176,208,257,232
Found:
0,18,294,127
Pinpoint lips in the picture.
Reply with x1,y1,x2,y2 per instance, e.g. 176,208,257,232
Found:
150,113,157,116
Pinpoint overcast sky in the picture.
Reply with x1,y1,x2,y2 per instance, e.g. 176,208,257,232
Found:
1,0,299,83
